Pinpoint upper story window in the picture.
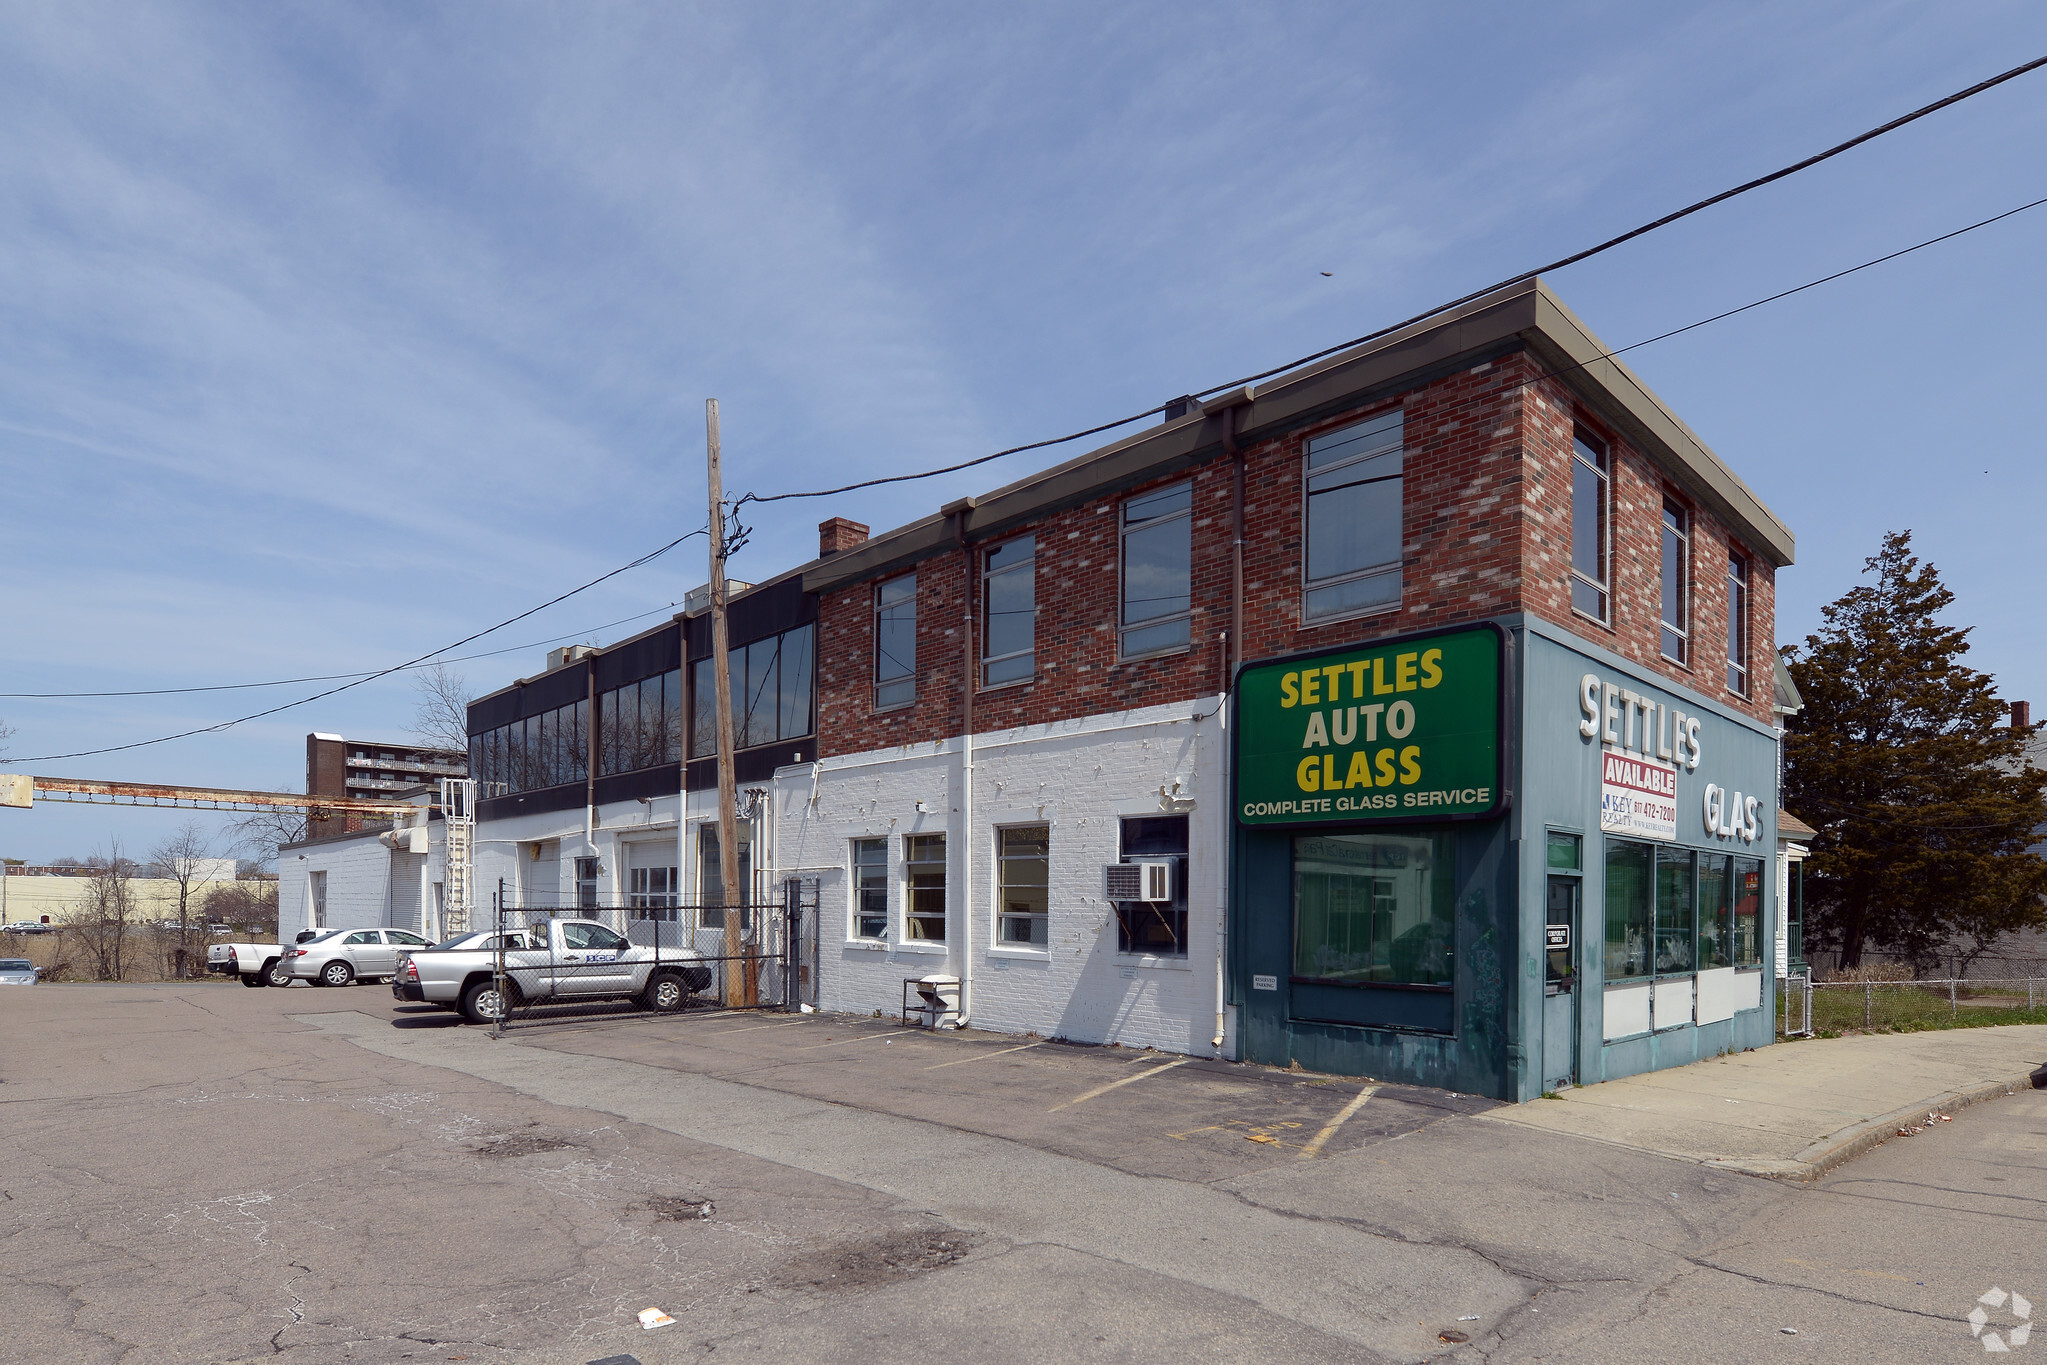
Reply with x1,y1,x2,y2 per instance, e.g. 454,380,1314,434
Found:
601,671,679,775
1120,481,1192,658
1303,410,1403,621
982,536,1036,687
472,696,592,795
1726,552,1750,696
688,623,816,758
1660,498,1689,665
874,574,916,709
1570,428,1610,623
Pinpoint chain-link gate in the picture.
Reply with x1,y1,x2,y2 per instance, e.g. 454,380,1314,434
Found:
465,892,793,1034
783,876,819,1009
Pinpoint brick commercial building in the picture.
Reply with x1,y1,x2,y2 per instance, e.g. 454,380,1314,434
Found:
779,277,1792,1100
455,277,1791,1102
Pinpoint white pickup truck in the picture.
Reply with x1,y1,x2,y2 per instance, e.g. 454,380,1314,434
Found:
207,938,290,987
399,918,712,1024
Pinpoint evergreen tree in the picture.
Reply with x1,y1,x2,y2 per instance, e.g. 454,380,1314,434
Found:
1783,531,2047,970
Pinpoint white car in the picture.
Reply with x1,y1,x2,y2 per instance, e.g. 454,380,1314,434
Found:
0,958,40,984
283,927,434,987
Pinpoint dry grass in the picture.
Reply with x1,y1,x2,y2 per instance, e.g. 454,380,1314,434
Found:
0,923,273,982
1818,961,1916,983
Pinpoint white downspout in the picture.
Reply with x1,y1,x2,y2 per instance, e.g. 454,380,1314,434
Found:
959,728,973,1028
1210,692,1228,1056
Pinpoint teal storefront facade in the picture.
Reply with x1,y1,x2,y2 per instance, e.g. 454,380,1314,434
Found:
1230,613,1780,1104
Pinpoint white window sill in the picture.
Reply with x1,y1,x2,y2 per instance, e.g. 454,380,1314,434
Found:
843,939,890,952
1568,603,1615,632
978,675,1035,695
1114,955,1193,970
987,945,1050,960
895,940,949,955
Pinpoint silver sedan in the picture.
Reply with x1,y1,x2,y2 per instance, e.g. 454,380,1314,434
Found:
0,958,39,985
284,928,433,987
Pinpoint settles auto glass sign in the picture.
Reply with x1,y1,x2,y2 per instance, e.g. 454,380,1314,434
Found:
1235,626,1503,827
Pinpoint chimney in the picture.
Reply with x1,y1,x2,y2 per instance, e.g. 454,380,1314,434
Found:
819,517,869,558
2013,700,2031,730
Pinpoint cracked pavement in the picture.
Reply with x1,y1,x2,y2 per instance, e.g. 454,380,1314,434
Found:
3,981,2041,1362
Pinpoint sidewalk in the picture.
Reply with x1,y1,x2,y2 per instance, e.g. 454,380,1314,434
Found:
1486,1024,2047,1178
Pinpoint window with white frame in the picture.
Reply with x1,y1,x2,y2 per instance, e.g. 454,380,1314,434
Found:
875,574,916,708
1120,482,1191,657
852,838,888,940
1570,427,1610,622
904,833,947,941
1660,498,1689,665
574,856,601,910
1303,410,1403,620
1726,551,1750,696
309,870,327,928
997,825,1050,946
627,861,678,923
982,537,1035,686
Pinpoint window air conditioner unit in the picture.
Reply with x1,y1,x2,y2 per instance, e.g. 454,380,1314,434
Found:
1105,860,1173,903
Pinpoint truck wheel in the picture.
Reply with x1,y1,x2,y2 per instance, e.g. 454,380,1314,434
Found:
320,960,354,988
265,959,292,988
461,978,514,1025
643,970,690,1013
239,971,267,988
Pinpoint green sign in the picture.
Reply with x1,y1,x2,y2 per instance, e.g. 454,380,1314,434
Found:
1234,625,1503,826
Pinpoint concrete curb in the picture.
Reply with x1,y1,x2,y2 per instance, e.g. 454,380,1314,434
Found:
1706,1068,2040,1182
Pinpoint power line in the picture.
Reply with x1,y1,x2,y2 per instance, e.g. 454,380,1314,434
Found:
1544,190,2047,383
0,602,686,701
13,529,708,765
734,53,2047,511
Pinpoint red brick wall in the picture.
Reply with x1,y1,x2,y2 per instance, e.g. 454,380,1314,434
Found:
813,350,1779,757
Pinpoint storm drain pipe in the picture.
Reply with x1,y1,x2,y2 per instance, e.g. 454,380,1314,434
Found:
1206,390,1254,1057
946,498,977,1028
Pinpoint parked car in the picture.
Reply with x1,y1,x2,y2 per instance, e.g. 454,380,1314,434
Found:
404,918,711,1023
0,958,40,984
206,938,290,988
283,927,434,987
390,930,541,1006
2,921,55,935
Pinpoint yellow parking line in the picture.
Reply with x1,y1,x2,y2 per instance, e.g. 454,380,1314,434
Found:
1050,1056,1192,1111
923,1041,1045,1071
1298,1085,1378,1159
798,1029,914,1051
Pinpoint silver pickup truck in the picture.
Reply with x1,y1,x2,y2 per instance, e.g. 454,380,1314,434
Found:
396,918,711,1024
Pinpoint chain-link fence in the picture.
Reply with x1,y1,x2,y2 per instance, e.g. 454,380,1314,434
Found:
1795,976,2047,1034
463,896,796,1032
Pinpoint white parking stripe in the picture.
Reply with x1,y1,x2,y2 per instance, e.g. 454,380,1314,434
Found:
923,1041,1045,1070
1050,1056,1191,1111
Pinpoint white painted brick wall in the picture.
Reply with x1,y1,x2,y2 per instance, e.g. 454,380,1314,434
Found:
774,698,1239,1058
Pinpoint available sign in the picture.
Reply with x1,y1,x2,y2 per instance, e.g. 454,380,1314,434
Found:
1234,625,1503,827
1598,750,1677,841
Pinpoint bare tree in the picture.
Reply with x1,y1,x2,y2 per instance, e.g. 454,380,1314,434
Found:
72,841,136,981
150,821,219,979
226,784,309,864
0,715,14,757
204,878,279,936
411,664,473,755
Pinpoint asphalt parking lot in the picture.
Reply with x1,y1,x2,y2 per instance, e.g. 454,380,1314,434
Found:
9,977,2047,1364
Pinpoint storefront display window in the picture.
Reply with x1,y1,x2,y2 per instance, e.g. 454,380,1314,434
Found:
1733,857,1763,966
1604,840,1652,980
1697,852,1732,970
1291,829,1453,986
1654,848,1695,976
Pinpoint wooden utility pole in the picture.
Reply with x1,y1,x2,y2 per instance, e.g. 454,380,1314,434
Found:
706,399,746,1004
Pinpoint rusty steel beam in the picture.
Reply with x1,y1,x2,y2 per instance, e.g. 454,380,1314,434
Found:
27,775,420,817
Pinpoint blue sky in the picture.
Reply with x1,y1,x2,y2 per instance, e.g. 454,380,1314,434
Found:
3,2,2044,861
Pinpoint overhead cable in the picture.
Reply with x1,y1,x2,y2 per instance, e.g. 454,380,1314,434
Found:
14,529,708,764
735,53,2047,510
